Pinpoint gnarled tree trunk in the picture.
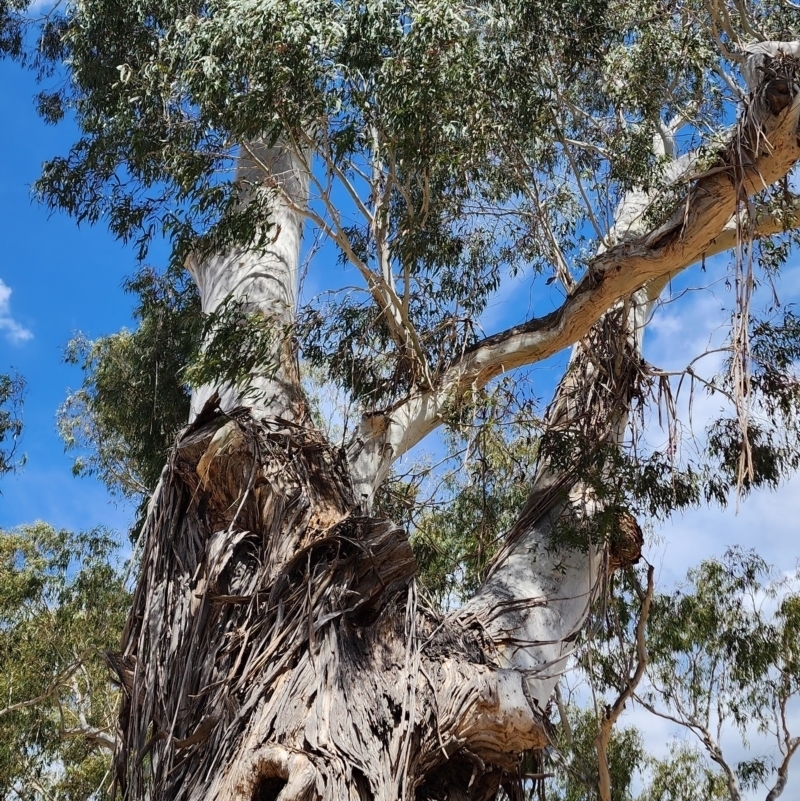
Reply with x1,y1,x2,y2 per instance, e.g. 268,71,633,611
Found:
110,49,800,801
110,283,646,801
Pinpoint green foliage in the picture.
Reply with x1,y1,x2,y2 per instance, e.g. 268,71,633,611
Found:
550,550,800,801
0,523,129,801
640,743,727,801
0,0,28,60
59,267,200,509
0,372,24,482
21,0,788,405
645,549,800,740
58,263,306,516
403,389,540,607
544,705,644,801
574,550,800,799
182,295,283,402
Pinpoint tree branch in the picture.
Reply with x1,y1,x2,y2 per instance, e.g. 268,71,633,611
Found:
766,737,800,801
765,683,800,801
346,46,800,499
291,129,433,376
0,660,81,719
705,195,800,256
61,724,116,752
595,565,654,801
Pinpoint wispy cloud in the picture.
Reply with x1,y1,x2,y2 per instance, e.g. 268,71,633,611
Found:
0,279,33,344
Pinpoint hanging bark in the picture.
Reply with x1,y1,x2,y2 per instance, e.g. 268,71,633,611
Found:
111,409,550,801
109,47,800,801
453,293,649,718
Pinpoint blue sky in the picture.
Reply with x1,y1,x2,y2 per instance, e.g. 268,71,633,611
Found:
0,59,148,532
2,46,800,796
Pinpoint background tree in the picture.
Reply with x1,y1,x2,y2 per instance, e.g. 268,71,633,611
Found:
3,0,800,799
640,551,800,801
562,550,800,801
0,372,25,481
0,523,128,801
58,268,200,515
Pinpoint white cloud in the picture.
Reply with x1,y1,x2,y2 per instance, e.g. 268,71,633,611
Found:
0,279,33,344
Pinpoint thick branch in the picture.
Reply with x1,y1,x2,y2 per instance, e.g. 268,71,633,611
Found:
347,47,800,499
766,737,800,801
450,291,650,718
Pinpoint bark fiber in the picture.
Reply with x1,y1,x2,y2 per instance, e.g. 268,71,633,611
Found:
112,410,549,801
111,48,800,801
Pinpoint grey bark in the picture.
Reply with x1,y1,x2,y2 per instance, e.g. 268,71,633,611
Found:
110,47,800,801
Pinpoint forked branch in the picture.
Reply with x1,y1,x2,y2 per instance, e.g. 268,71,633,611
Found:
347,44,800,499
595,565,654,801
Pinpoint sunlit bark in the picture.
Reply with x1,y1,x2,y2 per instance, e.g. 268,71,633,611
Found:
113,45,800,801
187,142,310,422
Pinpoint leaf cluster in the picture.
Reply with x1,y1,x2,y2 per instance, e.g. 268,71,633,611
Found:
639,743,728,801
0,523,129,801
645,548,800,737
182,293,284,398
16,0,773,407
550,706,644,801
578,549,800,799
371,380,541,607
58,267,200,514
0,371,25,482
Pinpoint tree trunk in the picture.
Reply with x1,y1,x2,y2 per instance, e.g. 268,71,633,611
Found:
110,308,645,801
110,49,800,801
112,410,554,801
186,141,310,423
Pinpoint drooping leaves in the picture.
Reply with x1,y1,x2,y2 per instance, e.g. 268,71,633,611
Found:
59,267,200,509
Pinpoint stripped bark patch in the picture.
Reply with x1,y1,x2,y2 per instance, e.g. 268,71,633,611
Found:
111,413,547,801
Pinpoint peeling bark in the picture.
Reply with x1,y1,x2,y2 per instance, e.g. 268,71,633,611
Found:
112,297,651,800
111,412,547,801
347,47,800,502
112,48,800,801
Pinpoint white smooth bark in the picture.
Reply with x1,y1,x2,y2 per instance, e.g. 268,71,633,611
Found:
188,142,309,420
455,293,649,711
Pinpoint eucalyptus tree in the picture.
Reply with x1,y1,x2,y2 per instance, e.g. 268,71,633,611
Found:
641,551,800,801
571,550,800,801
0,372,24,480
0,523,128,800
4,0,800,799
